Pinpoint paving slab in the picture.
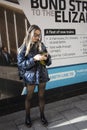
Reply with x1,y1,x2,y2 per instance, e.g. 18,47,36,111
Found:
33,120,48,130
71,115,87,130
48,118,78,130
18,124,34,130
78,93,87,100
45,109,64,122
74,100,87,111
46,96,81,110
0,121,18,130
0,93,87,130
61,108,84,120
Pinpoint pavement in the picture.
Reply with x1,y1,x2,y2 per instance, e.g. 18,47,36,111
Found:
0,93,87,130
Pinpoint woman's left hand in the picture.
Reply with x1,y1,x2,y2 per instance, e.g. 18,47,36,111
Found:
40,54,48,61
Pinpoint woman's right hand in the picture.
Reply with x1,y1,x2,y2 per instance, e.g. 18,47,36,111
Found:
34,54,47,61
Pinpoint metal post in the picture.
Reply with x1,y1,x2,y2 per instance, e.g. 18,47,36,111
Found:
4,10,10,53
13,12,18,49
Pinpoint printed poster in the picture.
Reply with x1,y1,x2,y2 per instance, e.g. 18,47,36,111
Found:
18,0,87,89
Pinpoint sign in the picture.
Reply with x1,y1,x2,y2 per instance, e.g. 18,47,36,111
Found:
18,0,87,67
18,0,87,89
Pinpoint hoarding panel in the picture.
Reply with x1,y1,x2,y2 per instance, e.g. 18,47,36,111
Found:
18,0,87,89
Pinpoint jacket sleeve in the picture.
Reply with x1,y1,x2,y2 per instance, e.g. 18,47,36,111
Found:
45,54,52,66
41,43,52,66
17,45,36,70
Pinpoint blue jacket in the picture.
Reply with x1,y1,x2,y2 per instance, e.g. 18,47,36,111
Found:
17,43,51,85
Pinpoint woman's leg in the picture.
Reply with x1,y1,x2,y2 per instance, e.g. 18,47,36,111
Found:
25,84,35,127
38,82,46,114
38,82,48,125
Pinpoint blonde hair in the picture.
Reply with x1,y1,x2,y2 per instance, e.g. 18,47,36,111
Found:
18,25,42,56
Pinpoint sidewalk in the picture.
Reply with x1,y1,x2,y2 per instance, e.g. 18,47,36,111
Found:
0,93,87,130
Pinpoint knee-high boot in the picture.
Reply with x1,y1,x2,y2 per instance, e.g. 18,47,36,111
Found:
25,113,32,127
40,112,48,126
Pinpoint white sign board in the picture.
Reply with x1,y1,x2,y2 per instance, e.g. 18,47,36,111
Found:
18,0,87,68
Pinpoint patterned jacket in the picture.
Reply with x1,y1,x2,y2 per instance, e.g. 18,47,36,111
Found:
17,43,51,85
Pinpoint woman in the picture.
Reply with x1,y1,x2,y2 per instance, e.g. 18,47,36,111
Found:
17,25,51,127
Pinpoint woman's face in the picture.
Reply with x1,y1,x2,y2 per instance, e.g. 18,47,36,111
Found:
32,29,41,43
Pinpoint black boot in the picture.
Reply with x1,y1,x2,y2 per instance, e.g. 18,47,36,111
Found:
25,114,32,127
40,113,48,126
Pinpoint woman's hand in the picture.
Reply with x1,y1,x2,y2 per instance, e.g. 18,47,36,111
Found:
34,54,47,61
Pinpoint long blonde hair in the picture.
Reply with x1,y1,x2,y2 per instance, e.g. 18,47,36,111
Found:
18,25,42,56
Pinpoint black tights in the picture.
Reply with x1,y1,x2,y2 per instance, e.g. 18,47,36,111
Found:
25,83,46,116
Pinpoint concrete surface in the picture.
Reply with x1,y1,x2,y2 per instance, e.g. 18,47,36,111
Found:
0,93,87,130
